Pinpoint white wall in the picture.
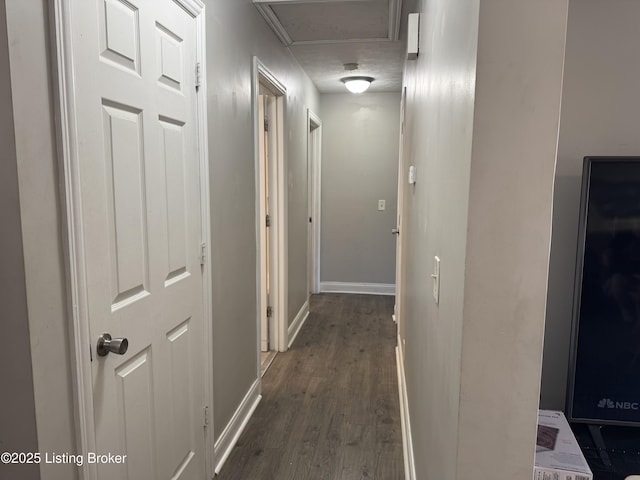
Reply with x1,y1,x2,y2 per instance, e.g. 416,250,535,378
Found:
542,0,640,409
398,1,568,478
319,92,400,288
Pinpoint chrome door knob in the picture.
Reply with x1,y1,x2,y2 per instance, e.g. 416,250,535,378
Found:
391,228,400,235
97,333,129,356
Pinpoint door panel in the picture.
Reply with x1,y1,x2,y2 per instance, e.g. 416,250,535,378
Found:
164,318,197,478
100,0,141,73
69,0,205,478
159,117,189,285
156,23,184,91
114,350,157,479
102,102,150,308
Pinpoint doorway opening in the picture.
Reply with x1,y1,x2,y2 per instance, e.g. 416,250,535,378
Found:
259,86,277,375
395,86,408,355
254,58,287,378
307,109,322,295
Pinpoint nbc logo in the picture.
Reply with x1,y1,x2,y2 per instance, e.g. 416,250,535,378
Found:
597,398,615,408
597,398,639,410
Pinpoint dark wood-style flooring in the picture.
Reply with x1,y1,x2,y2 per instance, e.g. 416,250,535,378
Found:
216,293,405,480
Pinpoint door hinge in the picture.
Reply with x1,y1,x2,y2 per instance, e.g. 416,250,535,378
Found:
267,306,273,318
195,62,201,90
200,243,207,266
264,118,269,132
266,214,271,228
203,406,209,427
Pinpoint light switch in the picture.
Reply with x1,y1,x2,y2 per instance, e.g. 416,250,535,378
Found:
378,199,386,211
432,256,440,305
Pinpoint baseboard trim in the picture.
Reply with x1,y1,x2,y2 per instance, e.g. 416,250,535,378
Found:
319,282,395,296
396,340,416,480
288,299,309,348
214,378,262,474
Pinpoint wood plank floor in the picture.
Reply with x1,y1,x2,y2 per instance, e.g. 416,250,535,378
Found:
216,293,404,480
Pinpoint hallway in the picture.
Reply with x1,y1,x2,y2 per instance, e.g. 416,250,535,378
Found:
216,294,404,480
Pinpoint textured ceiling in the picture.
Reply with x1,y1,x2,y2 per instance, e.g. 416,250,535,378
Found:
254,0,418,93
290,41,405,92
272,1,389,42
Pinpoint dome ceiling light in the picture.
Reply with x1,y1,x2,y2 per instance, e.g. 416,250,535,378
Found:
341,76,374,94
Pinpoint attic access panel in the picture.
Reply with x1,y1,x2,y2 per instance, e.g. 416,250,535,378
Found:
253,0,401,46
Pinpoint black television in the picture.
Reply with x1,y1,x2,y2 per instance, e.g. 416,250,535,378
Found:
567,156,640,426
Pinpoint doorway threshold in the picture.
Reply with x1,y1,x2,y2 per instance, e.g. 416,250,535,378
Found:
260,351,277,377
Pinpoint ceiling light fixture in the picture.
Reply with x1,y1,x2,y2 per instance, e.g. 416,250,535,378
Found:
341,76,374,94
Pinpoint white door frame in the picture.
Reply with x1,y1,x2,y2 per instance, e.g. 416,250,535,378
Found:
394,87,407,331
50,1,214,478
253,57,288,363
257,93,270,353
307,109,322,295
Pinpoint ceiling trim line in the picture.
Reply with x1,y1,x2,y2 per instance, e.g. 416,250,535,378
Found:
290,37,392,46
253,0,402,47
253,0,371,4
388,0,402,41
253,2,293,46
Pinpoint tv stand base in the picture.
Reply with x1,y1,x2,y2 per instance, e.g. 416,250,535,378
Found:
587,424,612,468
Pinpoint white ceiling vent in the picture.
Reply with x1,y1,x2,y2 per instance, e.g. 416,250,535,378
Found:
253,0,403,47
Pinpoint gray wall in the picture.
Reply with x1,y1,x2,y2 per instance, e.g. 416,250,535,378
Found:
0,2,39,478
542,0,640,409
457,2,567,478
399,2,478,477
5,0,78,479
319,92,400,285
205,0,319,435
399,0,568,478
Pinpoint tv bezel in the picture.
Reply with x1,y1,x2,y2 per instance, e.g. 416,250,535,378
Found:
566,155,640,427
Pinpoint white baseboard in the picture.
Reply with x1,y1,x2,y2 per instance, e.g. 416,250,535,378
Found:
319,282,395,296
396,340,416,480
288,299,309,348
214,378,261,474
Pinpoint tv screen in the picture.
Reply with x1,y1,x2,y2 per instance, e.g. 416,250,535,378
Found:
567,157,640,426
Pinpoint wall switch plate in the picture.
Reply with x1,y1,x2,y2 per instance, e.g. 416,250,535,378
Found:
408,165,416,184
432,256,440,304
378,199,386,211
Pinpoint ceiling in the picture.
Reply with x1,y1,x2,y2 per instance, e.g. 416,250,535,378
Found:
253,0,418,93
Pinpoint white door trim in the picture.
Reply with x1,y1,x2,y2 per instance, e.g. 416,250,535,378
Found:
194,8,215,478
50,1,213,478
394,86,407,326
307,109,322,295
257,95,269,353
253,57,288,363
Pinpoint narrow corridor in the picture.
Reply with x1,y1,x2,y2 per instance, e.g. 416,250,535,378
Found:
216,294,404,480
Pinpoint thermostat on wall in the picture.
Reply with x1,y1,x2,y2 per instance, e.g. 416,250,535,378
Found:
408,165,416,184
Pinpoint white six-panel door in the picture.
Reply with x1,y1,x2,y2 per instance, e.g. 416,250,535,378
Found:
67,0,206,478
